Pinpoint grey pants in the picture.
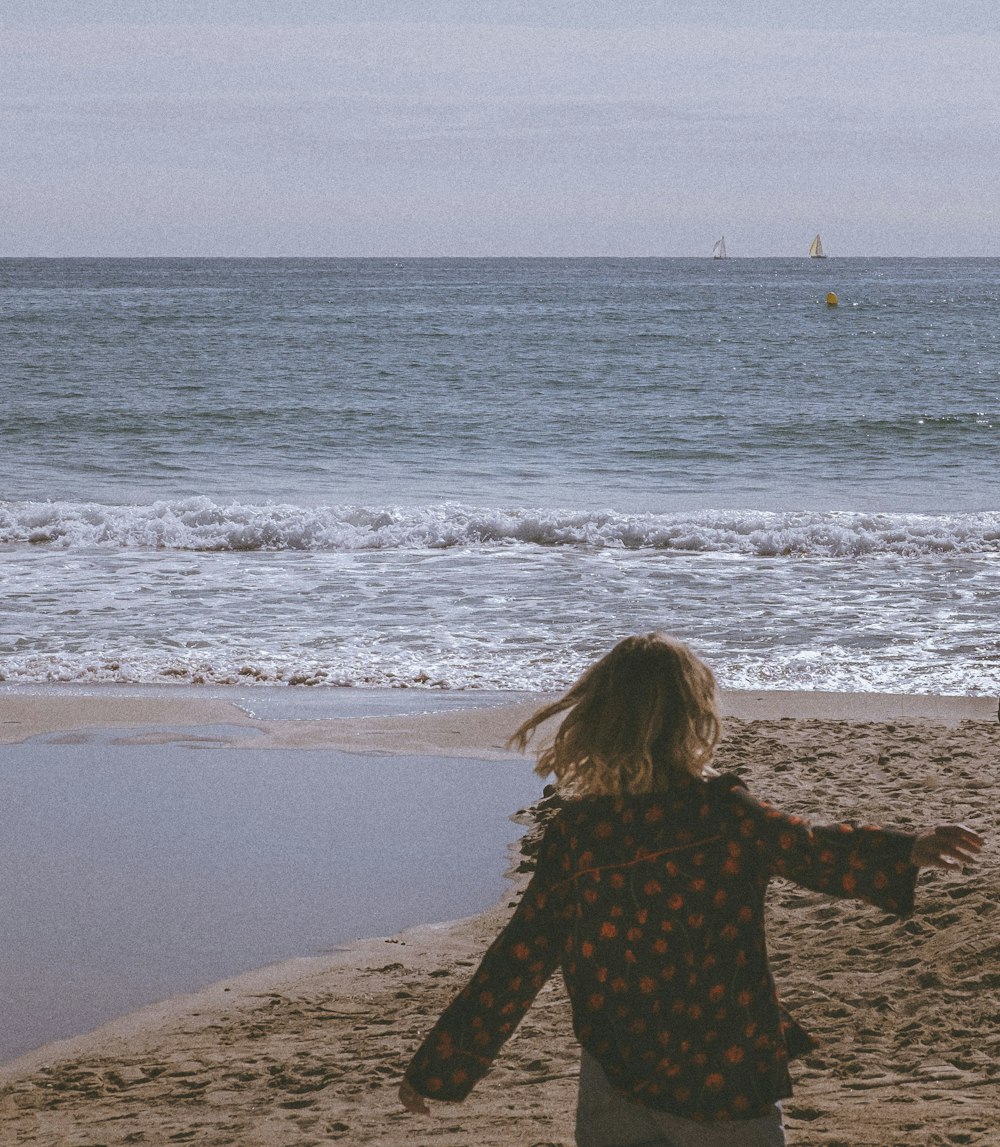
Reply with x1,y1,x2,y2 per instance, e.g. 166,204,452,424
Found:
575,1050,786,1147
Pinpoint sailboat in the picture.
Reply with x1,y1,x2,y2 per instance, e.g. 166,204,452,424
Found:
808,234,827,258
712,236,727,259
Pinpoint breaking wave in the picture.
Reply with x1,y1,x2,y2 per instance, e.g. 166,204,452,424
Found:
0,648,995,696
2,498,1000,558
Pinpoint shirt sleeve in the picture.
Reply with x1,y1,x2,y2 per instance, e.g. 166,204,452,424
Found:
403,817,569,1102
728,781,919,916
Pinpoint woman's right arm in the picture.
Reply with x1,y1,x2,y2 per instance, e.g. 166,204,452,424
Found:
910,823,983,869
729,784,981,916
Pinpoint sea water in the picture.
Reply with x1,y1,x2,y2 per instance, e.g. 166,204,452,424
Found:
1,257,998,695
0,743,541,1061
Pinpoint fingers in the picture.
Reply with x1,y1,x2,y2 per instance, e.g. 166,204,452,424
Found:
913,824,985,869
399,1080,431,1115
935,824,984,865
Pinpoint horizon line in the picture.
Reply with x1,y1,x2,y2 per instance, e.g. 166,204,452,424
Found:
2,253,998,261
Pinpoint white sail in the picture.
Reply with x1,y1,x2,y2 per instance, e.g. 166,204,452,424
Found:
712,236,727,259
809,234,826,258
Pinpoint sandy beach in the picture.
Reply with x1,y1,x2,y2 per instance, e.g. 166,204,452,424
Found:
0,687,997,1146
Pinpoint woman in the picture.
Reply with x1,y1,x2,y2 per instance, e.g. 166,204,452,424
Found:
399,634,982,1146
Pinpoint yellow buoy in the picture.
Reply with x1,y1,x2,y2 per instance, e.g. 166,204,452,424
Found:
826,291,839,306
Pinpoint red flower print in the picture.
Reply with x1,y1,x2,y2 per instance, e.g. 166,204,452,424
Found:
402,774,921,1119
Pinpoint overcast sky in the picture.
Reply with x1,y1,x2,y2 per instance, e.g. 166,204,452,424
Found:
3,2,998,256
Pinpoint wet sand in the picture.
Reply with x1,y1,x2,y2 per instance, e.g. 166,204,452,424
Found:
0,687,997,1146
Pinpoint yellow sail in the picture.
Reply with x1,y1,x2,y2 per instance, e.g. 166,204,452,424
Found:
809,234,826,258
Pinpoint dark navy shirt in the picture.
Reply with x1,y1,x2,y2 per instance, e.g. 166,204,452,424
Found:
404,773,917,1122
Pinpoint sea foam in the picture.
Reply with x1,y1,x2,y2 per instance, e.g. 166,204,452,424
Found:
2,498,999,557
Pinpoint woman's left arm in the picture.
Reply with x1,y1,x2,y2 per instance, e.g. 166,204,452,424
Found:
399,819,568,1110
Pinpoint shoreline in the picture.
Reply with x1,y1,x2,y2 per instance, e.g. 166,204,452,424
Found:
2,687,998,1144
0,683,994,753
0,909,502,1085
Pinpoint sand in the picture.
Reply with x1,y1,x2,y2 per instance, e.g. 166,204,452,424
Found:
0,688,997,1146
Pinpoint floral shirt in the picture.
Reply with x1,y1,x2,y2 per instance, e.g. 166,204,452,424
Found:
403,773,918,1122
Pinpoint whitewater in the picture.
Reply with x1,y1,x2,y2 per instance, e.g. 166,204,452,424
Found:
1,257,997,696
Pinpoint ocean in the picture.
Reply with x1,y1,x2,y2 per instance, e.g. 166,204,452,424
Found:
1,257,998,697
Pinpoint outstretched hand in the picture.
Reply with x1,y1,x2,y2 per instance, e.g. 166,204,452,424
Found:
399,1078,431,1115
910,824,983,870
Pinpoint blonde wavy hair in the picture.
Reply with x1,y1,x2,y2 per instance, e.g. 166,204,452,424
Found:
508,633,720,796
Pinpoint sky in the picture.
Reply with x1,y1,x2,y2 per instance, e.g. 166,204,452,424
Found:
3,2,999,256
